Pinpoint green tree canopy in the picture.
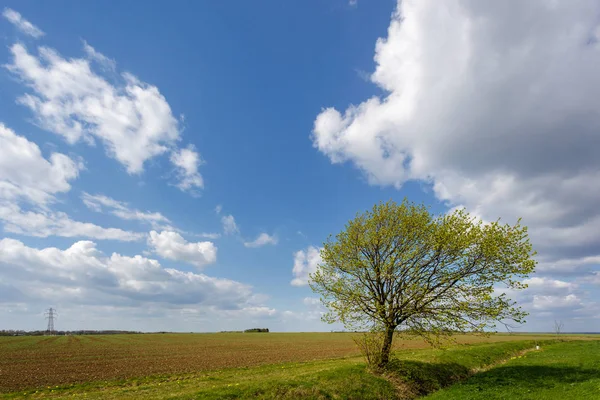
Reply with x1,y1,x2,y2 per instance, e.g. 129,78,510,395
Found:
310,199,536,367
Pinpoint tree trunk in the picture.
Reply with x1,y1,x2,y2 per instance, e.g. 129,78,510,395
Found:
378,325,396,368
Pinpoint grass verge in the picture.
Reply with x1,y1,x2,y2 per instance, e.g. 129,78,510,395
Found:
381,339,554,398
424,340,600,399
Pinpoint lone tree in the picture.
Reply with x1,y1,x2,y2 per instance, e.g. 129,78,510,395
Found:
554,320,564,337
310,199,536,368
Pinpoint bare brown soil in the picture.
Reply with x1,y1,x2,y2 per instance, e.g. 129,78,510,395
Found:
0,332,585,392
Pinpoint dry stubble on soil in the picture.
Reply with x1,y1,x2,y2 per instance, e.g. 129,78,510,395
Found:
0,332,585,393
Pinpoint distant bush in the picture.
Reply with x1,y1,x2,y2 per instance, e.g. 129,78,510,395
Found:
244,328,269,333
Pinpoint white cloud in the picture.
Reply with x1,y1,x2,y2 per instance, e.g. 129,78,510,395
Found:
523,277,577,295
303,297,321,308
532,294,583,311
291,246,322,286
2,8,44,38
170,145,204,192
196,232,221,240
6,43,176,171
148,230,217,268
0,123,80,206
215,204,222,215
0,238,257,310
244,233,278,248
282,298,326,322
82,41,116,70
221,214,239,235
349,0,358,7
0,124,145,242
81,192,171,229
82,193,219,239
312,0,600,277
6,42,202,192
0,203,143,242
221,306,278,318
493,275,596,327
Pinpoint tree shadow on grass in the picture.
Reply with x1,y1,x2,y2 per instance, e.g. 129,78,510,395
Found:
383,360,600,398
384,360,471,397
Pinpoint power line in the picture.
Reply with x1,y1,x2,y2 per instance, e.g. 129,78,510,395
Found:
44,308,57,335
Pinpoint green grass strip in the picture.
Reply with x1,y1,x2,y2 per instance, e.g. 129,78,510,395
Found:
424,340,600,399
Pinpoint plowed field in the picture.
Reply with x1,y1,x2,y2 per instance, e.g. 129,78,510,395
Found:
0,332,579,393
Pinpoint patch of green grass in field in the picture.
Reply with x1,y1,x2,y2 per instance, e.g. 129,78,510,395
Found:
1,339,564,399
425,340,600,399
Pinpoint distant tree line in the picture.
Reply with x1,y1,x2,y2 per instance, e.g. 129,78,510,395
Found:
2,329,275,336
0,330,141,336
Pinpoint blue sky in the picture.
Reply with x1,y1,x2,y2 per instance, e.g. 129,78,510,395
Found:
1,0,599,333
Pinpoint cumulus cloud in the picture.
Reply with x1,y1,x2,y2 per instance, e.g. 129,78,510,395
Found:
0,124,140,241
291,246,322,286
82,192,171,229
2,8,44,38
0,123,80,206
221,214,239,235
148,230,217,268
523,277,578,295
244,233,278,248
532,294,583,311
0,238,259,310
170,145,204,192
0,123,150,242
6,42,203,192
0,204,143,241
522,277,588,313
313,0,600,277
495,276,596,326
